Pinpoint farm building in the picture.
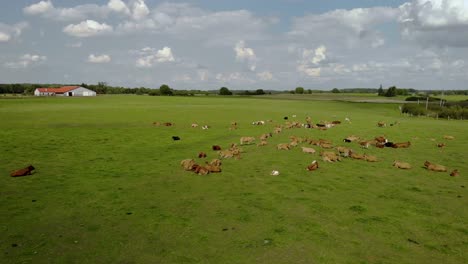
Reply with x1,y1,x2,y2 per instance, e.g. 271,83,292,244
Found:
34,86,96,97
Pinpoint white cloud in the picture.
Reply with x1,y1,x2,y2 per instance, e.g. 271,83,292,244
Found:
135,46,175,67
0,32,10,42
0,22,28,42
290,7,398,48
297,45,328,77
24,0,109,21
108,0,130,15
23,0,53,15
234,40,257,71
257,71,274,81
88,54,111,63
131,0,150,20
4,54,47,69
63,20,113,37
399,0,468,47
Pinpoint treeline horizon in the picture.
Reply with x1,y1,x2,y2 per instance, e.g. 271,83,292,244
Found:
0,82,467,96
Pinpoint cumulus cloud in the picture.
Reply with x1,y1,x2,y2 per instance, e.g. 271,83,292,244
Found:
135,46,175,67
63,20,113,37
297,45,328,77
4,54,47,69
290,7,398,48
0,22,28,42
399,0,468,47
24,0,109,21
107,0,130,15
23,0,53,15
234,40,257,71
257,71,274,81
88,54,111,63
131,0,150,20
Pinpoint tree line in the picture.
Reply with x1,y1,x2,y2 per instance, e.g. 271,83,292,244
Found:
1,82,467,96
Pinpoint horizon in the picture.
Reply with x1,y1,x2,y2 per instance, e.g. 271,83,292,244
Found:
1,0,468,90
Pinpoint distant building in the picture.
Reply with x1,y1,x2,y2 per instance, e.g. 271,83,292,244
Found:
34,86,96,97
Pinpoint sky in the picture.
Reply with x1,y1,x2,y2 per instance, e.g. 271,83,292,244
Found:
1,0,468,90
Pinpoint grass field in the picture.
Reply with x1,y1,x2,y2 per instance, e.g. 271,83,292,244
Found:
1,95,467,264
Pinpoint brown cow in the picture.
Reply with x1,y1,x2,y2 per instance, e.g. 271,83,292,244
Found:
277,143,290,150
424,161,447,172
437,143,446,148
192,164,210,175
204,162,222,173
392,141,411,148
393,161,411,169
181,159,196,171
450,169,460,177
240,136,255,145
321,151,340,162
163,122,173,126
212,145,222,151
364,155,378,162
377,121,386,127
198,152,207,158
301,146,316,154
350,151,366,160
306,160,319,171
443,135,455,140
10,165,35,177
209,159,222,166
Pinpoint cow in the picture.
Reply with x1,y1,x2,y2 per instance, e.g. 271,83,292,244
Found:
384,142,394,147
240,136,255,145
260,133,272,141
212,145,222,151
321,151,340,162
252,121,265,125
180,159,196,171
257,140,268,147
424,161,447,172
377,121,386,127
364,155,378,162
218,150,234,159
331,120,341,125
450,169,460,177
201,125,210,130
163,122,173,126
374,136,388,143
209,159,222,166
192,164,210,175
172,136,181,141
198,152,207,158
359,140,373,149
204,162,222,173
10,165,35,177
277,143,290,150
273,127,282,134
393,161,411,169
343,135,360,142
191,123,199,128
350,151,366,160
306,160,319,171
336,146,352,157
284,116,288,120
392,141,411,148
437,143,446,148
443,135,455,140
301,146,316,154
153,122,161,126
270,170,280,176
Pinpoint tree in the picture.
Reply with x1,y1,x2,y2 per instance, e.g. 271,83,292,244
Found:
159,84,173,95
377,84,384,96
219,87,232,95
295,87,304,94
331,88,340,93
385,86,397,97
255,89,265,95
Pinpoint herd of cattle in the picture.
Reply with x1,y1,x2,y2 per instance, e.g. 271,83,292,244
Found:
158,117,461,177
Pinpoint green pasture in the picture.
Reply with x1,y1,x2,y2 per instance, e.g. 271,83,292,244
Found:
1,95,467,264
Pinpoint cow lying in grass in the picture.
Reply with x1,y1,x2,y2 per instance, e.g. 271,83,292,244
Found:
443,135,455,140
306,160,319,171
198,152,207,158
424,161,447,172
212,145,221,151
277,143,291,150
336,146,352,157
10,165,35,177
450,169,460,177
393,161,411,169
240,136,255,145
181,159,196,171
364,155,378,162
392,141,411,148
321,151,340,162
301,146,316,154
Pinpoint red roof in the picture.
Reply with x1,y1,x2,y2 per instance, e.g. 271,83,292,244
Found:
37,86,80,93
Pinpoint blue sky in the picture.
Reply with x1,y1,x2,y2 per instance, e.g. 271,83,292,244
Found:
1,0,467,90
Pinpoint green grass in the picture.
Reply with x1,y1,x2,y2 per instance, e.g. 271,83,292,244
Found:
1,95,467,264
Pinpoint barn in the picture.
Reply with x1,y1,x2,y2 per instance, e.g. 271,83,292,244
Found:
34,86,96,97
